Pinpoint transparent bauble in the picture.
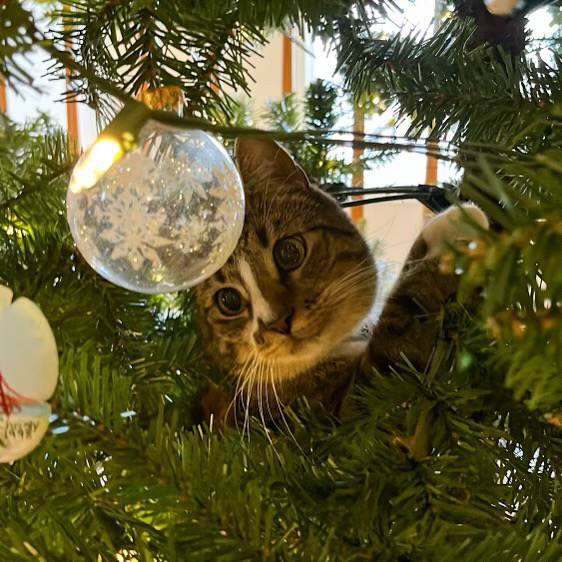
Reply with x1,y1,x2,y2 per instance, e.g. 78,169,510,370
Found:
67,121,245,293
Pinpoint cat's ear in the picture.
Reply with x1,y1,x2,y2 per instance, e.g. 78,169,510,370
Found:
234,138,310,191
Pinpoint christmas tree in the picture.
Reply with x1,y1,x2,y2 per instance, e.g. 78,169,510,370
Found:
1,0,562,559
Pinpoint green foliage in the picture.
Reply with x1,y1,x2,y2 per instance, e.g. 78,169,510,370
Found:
337,17,562,149
0,118,212,559
0,115,71,233
262,79,389,187
1,1,562,559
0,1,38,88
54,0,264,120
263,81,355,185
456,150,562,413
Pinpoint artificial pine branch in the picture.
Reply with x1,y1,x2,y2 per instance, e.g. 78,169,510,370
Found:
0,0,36,88
337,17,561,148
0,1,562,559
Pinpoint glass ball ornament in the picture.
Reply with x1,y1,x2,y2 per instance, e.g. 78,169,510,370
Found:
67,121,245,293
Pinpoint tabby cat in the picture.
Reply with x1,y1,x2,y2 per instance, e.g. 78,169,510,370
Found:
195,139,488,428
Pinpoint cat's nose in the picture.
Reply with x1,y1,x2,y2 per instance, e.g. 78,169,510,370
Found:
265,307,295,335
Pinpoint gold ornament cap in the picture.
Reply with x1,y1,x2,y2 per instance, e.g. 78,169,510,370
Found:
140,85,184,115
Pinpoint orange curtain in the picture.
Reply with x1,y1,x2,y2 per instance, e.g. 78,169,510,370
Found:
351,105,365,224
282,35,292,96
65,6,79,152
424,138,438,220
0,76,6,112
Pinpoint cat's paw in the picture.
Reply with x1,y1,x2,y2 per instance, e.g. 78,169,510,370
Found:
422,204,489,258
197,384,235,432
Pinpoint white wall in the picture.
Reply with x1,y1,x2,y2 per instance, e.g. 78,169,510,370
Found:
221,30,310,126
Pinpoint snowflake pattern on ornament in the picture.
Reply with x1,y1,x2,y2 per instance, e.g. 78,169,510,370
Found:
211,160,243,207
183,160,214,201
92,158,242,271
207,230,231,262
155,140,215,204
96,186,170,271
169,159,242,258
209,161,242,223
172,214,211,254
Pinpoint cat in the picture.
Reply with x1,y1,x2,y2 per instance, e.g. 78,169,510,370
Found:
194,138,489,429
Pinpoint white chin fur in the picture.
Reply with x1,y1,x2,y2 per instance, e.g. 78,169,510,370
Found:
329,296,381,360
328,260,388,361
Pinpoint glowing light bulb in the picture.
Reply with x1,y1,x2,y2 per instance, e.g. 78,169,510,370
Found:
69,138,123,194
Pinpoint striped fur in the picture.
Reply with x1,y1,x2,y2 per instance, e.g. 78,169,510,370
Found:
194,139,487,427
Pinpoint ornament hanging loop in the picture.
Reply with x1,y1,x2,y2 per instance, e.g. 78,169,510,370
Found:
0,374,20,416
139,85,184,116
0,373,40,416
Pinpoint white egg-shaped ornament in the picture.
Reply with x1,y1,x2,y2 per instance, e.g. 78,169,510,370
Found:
0,286,58,402
0,285,58,463
66,118,245,294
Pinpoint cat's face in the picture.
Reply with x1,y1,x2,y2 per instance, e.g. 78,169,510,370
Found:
195,139,376,382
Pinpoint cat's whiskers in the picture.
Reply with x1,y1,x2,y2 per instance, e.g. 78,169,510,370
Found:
326,259,373,288
228,353,256,431
239,351,273,441
331,264,374,290
257,359,265,428
264,366,283,432
327,277,375,305
318,259,372,294
242,367,256,442
318,263,375,304
270,369,308,458
237,353,262,435
256,359,281,457
233,353,301,455
228,366,244,429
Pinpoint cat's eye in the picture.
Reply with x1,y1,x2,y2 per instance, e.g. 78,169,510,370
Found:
215,288,246,316
274,236,306,272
